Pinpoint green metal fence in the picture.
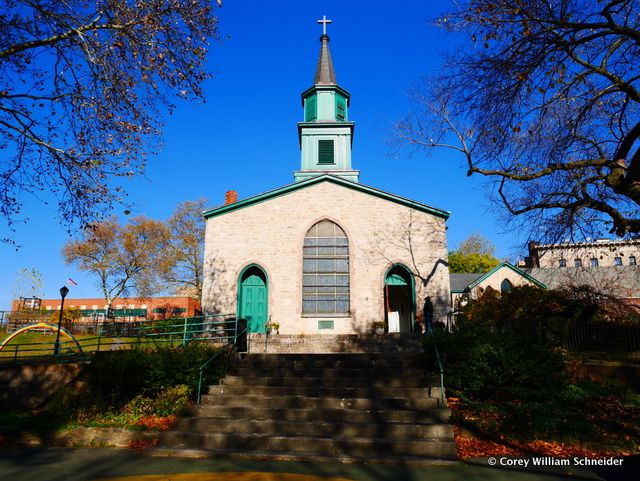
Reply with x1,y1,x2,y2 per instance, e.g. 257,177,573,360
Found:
0,314,237,365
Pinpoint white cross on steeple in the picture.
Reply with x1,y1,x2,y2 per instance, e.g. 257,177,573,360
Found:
317,15,332,35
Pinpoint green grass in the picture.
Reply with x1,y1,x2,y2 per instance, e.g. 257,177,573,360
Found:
0,329,189,362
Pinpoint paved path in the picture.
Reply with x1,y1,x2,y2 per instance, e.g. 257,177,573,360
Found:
0,447,637,481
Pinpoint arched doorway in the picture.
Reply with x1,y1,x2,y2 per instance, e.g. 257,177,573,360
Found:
238,265,268,334
384,265,415,333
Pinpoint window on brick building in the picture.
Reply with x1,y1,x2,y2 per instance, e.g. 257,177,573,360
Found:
630,256,637,266
614,257,623,266
574,258,582,267
303,220,349,315
559,259,566,267
590,258,599,267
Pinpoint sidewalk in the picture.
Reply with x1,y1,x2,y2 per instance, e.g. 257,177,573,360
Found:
0,447,636,481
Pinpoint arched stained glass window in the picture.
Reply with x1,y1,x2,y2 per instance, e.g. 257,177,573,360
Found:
303,220,349,315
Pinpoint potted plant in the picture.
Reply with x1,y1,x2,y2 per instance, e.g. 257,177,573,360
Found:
371,321,385,335
266,319,280,335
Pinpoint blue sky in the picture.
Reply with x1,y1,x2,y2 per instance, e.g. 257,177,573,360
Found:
0,0,529,309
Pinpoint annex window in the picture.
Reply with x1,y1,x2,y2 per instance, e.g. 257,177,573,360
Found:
559,259,567,267
500,279,513,293
318,139,335,165
630,256,637,266
574,258,583,267
303,220,349,315
614,256,623,266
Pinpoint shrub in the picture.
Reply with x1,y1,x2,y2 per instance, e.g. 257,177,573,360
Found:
424,325,568,401
462,285,639,328
82,343,228,409
458,285,640,351
124,384,191,417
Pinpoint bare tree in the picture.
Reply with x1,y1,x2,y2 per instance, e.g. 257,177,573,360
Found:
160,198,207,299
62,216,170,306
0,1,220,239
13,267,45,299
394,0,640,240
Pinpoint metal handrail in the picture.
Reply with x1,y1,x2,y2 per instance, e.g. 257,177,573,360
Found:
426,323,446,407
196,323,247,404
0,314,236,365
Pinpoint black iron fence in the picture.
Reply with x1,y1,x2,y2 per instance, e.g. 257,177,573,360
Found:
488,317,640,353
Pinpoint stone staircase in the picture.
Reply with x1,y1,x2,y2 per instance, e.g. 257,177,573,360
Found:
154,350,457,464
247,333,424,354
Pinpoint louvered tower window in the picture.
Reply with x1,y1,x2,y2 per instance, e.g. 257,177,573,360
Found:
318,139,335,165
336,96,346,121
305,96,317,122
303,220,349,315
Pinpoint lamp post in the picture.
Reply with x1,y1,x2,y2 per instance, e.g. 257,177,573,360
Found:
54,285,69,356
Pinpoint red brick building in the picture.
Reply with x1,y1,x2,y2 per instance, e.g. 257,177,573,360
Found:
10,296,201,322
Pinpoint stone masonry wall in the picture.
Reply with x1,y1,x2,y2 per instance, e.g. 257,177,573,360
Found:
535,241,640,268
202,181,450,334
0,363,83,409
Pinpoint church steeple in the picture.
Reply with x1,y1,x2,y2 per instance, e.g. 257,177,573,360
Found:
294,16,359,183
314,34,337,85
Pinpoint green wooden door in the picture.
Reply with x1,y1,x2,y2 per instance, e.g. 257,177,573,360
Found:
240,270,267,334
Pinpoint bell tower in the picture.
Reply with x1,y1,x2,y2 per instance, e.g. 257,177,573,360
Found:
294,16,359,183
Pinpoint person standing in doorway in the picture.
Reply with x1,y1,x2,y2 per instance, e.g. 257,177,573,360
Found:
423,297,434,333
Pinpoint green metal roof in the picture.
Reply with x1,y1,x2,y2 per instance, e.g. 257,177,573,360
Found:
203,175,450,220
465,262,547,290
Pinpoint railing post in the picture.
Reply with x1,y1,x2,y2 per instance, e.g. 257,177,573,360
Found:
13,344,18,363
426,323,446,407
182,317,188,347
197,366,204,405
236,319,247,354
234,316,238,341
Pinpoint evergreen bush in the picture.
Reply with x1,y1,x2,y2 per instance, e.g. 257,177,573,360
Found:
424,326,568,401
83,343,227,409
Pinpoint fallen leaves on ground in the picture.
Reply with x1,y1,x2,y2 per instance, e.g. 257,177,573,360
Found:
453,426,635,459
448,393,639,460
127,438,158,450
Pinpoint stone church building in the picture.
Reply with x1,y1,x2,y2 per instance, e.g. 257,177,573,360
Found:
201,28,451,336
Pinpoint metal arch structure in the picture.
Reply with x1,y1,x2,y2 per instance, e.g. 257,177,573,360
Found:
0,323,83,353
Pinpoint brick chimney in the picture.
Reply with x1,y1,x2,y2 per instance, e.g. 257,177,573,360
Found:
225,190,238,205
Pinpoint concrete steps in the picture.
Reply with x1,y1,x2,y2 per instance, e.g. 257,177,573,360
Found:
248,333,423,354
191,406,451,424
207,384,442,399
159,431,456,458
221,375,433,389
174,417,453,439
155,351,456,464
198,393,441,410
